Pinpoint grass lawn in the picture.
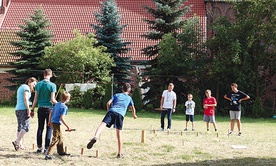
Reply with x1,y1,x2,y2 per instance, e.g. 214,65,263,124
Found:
0,106,275,166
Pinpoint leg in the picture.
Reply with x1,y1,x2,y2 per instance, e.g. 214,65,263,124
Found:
160,111,166,129
213,122,217,131
37,108,45,149
206,122,209,130
45,108,52,149
116,129,122,155
47,124,59,155
167,109,172,129
87,122,107,149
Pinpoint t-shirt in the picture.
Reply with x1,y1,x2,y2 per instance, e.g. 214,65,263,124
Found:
162,90,177,109
225,90,248,111
51,102,68,125
203,97,217,116
185,100,195,115
35,80,56,107
15,84,31,110
109,93,134,116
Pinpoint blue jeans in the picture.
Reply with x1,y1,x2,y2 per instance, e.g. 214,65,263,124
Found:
160,109,172,129
37,107,52,149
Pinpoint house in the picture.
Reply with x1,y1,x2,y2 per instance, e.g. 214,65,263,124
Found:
0,0,233,102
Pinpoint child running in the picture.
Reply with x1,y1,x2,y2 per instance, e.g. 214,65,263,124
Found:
86,83,137,158
45,91,71,160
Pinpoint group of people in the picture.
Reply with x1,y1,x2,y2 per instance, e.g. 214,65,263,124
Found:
159,82,250,136
12,69,137,159
12,69,249,160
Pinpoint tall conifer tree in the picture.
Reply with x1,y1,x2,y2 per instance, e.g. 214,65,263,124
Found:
141,0,191,106
8,7,53,86
91,0,132,92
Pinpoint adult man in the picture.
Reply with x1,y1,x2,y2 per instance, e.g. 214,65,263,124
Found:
31,69,57,153
160,83,177,131
224,83,250,136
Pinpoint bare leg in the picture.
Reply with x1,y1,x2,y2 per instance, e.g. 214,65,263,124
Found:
237,119,241,132
94,122,107,138
192,122,194,129
206,122,209,130
185,121,188,129
230,119,235,131
213,122,217,130
116,129,122,155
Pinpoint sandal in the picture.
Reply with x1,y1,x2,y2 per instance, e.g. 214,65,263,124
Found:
12,141,19,151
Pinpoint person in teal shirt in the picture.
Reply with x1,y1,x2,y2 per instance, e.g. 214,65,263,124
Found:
12,77,37,151
31,69,57,153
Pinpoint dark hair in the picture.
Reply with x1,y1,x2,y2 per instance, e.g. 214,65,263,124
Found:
25,77,38,84
231,83,238,88
122,83,131,92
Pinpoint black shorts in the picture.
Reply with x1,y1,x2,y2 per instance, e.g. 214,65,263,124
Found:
102,111,124,130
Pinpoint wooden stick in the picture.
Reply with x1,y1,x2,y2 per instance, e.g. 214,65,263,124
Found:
65,146,67,153
81,148,84,155
96,150,99,157
141,130,145,143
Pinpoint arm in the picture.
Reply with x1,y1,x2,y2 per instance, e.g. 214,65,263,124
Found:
50,92,58,105
239,95,250,102
31,91,38,117
23,91,31,118
224,94,231,101
160,96,164,109
106,99,112,111
60,115,70,131
172,99,176,113
48,110,53,126
130,106,137,119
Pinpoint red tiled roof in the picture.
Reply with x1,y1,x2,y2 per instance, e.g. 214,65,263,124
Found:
0,0,206,63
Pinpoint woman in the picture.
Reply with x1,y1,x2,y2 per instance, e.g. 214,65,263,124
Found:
12,77,37,151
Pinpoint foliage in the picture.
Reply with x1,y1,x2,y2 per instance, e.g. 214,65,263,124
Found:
39,30,114,85
141,0,192,108
7,7,53,86
252,97,265,118
82,89,94,109
207,0,276,116
102,82,113,109
91,0,133,92
68,86,83,108
132,87,143,112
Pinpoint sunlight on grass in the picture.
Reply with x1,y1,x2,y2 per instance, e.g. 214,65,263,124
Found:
161,145,175,152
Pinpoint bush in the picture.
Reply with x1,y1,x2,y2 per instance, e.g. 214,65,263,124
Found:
82,89,93,109
68,86,83,108
252,97,265,118
132,87,143,112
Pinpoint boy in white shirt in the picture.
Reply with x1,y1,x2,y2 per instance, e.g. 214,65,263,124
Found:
184,94,195,131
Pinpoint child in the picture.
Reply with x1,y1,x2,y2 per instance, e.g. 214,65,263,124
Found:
184,94,195,131
203,89,218,132
86,83,137,158
45,91,71,160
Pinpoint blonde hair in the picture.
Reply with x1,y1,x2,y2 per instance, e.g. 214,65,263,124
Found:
60,91,71,102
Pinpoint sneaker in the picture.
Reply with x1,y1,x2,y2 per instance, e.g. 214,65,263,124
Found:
160,128,164,131
184,128,188,131
59,152,70,156
37,147,43,153
238,132,241,136
192,129,195,131
87,137,97,149
117,154,123,159
12,141,20,151
45,154,53,160
167,128,170,132
228,131,233,135
43,148,48,154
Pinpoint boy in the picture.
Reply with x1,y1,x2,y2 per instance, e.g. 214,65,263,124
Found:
184,94,195,131
45,91,71,160
203,89,218,132
224,83,250,136
86,83,137,158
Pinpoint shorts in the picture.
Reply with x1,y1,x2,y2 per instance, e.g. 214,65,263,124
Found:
203,115,216,123
102,111,124,130
15,110,30,132
186,115,194,122
230,110,241,120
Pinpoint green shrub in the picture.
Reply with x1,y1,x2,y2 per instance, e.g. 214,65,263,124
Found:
132,87,143,112
68,86,83,108
252,97,264,118
82,89,93,109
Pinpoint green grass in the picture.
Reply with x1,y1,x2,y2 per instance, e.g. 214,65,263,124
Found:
1,106,276,165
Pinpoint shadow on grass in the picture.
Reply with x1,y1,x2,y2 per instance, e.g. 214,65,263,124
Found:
152,157,276,166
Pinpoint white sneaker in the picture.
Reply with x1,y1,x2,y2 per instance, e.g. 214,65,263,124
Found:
167,128,170,132
160,128,164,131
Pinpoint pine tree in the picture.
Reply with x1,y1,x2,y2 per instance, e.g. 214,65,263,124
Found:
91,0,133,92
8,7,53,86
141,0,191,107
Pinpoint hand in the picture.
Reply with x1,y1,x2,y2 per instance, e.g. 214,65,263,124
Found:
133,115,137,119
67,127,71,132
172,109,176,113
48,122,52,127
30,110,34,118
